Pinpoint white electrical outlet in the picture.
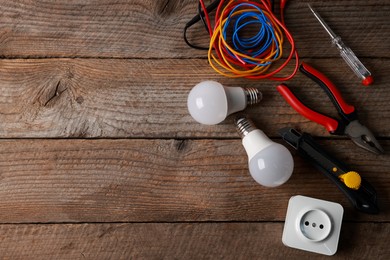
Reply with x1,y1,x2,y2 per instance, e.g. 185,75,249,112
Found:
282,195,344,256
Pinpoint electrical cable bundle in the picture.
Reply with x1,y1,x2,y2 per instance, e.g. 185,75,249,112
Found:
184,0,299,81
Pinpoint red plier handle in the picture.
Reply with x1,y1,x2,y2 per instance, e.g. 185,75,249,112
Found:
299,62,356,121
277,83,340,133
277,62,358,134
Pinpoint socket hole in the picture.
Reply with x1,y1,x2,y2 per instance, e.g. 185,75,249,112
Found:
312,223,316,227
320,224,324,229
305,221,309,226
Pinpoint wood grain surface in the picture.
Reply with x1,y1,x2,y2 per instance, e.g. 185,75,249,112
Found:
0,223,388,259
0,0,388,259
0,58,388,138
0,139,388,223
0,0,387,58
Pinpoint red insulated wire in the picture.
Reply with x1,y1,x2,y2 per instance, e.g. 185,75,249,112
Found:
199,0,213,37
198,0,299,81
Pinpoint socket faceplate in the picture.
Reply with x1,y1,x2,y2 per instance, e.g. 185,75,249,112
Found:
282,195,344,255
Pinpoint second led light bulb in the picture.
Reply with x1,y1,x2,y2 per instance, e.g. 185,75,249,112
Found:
235,116,294,187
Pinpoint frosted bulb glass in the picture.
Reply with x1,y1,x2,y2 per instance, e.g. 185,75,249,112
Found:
187,80,261,125
236,117,294,187
248,143,294,187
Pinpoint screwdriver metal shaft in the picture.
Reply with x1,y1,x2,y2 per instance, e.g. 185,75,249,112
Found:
308,4,374,86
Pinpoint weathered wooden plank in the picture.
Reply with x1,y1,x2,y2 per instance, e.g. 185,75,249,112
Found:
0,58,388,138
0,223,388,259
0,139,388,223
0,0,387,58
285,0,390,59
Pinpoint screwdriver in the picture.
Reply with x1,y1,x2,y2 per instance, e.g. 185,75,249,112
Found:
308,4,374,86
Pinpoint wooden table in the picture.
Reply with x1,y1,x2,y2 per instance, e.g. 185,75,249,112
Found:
0,0,388,259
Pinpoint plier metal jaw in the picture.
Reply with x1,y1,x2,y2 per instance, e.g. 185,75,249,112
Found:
277,62,384,154
279,127,379,214
345,120,384,154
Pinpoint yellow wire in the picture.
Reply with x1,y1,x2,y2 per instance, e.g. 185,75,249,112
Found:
207,1,285,78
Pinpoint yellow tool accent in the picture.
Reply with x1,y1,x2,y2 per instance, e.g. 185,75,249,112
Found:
339,171,361,190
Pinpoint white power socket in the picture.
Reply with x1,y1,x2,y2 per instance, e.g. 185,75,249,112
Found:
282,195,344,256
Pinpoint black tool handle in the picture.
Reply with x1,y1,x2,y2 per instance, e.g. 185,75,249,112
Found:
279,127,379,214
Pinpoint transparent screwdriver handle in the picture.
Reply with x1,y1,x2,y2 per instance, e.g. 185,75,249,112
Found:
333,37,373,86
308,4,374,86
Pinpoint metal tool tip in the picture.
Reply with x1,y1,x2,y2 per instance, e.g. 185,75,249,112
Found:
361,135,385,154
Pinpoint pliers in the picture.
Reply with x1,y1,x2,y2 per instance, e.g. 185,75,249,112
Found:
277,62,384,154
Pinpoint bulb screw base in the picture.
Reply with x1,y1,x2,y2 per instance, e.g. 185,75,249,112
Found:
235,116,258,139
244,88,262,105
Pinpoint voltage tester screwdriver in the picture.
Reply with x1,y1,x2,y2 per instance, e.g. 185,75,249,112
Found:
308,4,374,86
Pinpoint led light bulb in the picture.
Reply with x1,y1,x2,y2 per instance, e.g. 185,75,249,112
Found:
187,80,262,125
235,116,294,187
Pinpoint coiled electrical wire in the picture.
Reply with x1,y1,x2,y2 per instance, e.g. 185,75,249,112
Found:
197,0,298,81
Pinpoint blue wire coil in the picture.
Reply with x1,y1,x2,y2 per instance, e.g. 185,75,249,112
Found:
221,3,281,66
